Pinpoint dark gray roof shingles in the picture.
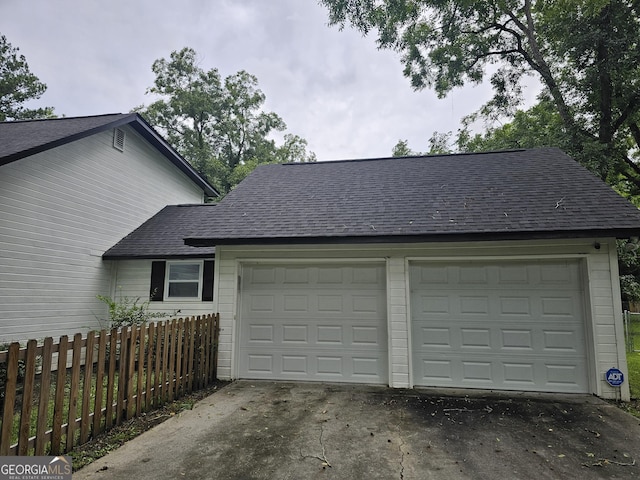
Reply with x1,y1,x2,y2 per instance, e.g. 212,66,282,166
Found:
0,113,133,164
183,148,640,245
103,205,217,259
0,113,218,197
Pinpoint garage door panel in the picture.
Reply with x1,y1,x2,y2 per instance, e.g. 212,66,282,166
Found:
411,261,589,393
241,348,386,381
245,290,384,318
240,264,388,383
415,354,588,392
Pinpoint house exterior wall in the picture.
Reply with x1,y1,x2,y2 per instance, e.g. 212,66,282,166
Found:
0,125,205,341
212,238,629,400
109,259,216,322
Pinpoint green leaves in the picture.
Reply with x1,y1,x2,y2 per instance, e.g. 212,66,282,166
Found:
0,35,54,121
322,0,640,198
136,48,315,196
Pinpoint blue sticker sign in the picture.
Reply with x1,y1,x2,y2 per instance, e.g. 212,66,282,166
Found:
606,368,624,387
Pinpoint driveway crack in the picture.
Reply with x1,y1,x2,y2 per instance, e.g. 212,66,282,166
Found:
398,437,405,480
299,424,332,468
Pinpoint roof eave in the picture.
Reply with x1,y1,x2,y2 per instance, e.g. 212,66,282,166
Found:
1,113,219,198
102,252,216,260
184,228,640,247
128,116,219,198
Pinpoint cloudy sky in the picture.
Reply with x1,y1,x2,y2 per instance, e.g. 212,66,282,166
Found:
1,0,536,161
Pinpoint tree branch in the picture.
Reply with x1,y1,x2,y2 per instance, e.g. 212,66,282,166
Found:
612,95,639,134
630,122,640,151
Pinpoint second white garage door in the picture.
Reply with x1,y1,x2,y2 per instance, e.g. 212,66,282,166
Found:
410,260,589,393
238,263,388,383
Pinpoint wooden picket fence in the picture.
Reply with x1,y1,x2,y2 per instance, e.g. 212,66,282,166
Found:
0,313,220,456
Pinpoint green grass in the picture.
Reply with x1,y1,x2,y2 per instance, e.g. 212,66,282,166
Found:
627,351,640,399
1,368,162,455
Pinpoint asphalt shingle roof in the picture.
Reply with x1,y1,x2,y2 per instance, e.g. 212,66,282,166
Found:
0,113,217,197
103,205,217,259
0,113,130,162
182,148,640,246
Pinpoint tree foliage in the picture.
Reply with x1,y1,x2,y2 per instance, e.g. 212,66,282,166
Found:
0,35,54,121
136,48,316,195
392,130,453,156
455,99,565,152
322,0,640,196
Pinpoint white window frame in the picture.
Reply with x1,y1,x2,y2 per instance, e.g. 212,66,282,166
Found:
164,260,203,301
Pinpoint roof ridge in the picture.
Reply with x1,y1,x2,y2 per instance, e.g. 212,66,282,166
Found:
0,113,130,125
284,147,546,165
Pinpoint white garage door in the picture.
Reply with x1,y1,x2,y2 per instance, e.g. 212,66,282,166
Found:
238,263,388,383
411,261,589,393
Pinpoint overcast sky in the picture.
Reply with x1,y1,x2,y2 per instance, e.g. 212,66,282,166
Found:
1,0,537,161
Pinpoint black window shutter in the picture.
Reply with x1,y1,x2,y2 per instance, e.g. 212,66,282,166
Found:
202,260,215,301
150,261,166,301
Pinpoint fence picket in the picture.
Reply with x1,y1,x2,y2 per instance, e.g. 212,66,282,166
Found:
50,336,69,455
160,322,169,404
93,330,107,438
196,316,205,389
168,320,177,402
116,327,128,425
145,323,155,410
0,314,219,458
35,338,53,455
126,326,137,420
175,318,184,398
66,333,83,452
187,318,196,393
136,324,146,416
153,322,163,407
105,328,118,429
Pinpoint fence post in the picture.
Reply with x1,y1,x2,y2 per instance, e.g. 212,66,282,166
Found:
0,342,20,455
213,313,220,382
18,339,38,455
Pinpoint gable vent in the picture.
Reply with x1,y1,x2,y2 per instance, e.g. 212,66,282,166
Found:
113,128,126,152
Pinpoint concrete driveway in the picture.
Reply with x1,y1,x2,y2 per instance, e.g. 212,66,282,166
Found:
75,381,640,480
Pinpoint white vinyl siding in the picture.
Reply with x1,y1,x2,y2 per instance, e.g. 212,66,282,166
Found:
213,239,629,401
109,260,215,320
0,126,205,341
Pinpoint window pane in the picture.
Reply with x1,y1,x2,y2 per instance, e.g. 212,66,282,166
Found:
169,264,200,281
168,282,199,298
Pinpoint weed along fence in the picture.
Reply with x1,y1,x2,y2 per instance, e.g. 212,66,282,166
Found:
0,313,220,457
